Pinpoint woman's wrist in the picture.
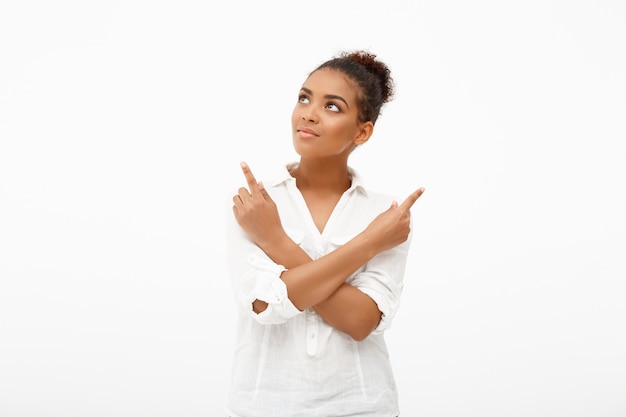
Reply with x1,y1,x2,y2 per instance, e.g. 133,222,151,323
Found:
257,230,303,266
354,229,383,260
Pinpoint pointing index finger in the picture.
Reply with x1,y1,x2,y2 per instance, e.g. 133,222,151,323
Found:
240,161,259,192
399,187,425,210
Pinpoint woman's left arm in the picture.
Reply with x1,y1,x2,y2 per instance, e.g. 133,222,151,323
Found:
236,207,382,340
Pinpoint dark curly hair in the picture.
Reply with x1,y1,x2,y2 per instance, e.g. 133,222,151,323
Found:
313,50,395,124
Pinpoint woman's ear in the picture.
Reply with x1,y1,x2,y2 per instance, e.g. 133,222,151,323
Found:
354,121,374,146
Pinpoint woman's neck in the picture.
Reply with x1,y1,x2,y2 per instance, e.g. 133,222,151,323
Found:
290,159,352,193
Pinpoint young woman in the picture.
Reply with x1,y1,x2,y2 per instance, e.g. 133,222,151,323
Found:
226,50,425,417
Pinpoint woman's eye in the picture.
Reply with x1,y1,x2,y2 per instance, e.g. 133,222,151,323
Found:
326,103,340,112
298,95,310,104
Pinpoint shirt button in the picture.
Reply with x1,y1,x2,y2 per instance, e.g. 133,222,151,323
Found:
309,333,316,339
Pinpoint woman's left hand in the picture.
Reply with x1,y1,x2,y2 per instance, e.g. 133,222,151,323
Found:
232,162,285,247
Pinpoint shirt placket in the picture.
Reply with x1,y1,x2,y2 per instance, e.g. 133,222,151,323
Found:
305,307,319,356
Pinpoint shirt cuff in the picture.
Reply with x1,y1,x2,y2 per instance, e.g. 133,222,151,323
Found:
244,255,301,324
358,281,402,334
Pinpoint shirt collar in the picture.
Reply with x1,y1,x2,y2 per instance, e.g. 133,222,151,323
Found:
271,162,369,197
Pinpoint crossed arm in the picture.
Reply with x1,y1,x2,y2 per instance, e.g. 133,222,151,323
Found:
232,162,424,340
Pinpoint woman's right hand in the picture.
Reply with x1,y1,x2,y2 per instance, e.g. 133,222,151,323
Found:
232,162,286,248
363,187,425,255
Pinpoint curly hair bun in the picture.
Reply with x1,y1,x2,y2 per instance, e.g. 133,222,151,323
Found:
345,50,395,104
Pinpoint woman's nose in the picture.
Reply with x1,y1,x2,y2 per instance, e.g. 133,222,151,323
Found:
301,107,318,122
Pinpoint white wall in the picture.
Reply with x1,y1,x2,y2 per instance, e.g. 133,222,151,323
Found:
1,1,624,416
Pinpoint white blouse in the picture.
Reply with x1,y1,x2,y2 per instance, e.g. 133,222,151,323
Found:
225,164,413,417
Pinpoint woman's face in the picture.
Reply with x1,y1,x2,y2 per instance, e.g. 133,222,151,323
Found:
291,68,371,160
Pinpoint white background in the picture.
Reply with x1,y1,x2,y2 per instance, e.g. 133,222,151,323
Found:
1,1,625,416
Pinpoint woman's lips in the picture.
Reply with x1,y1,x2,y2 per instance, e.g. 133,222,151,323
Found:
297,127,319,139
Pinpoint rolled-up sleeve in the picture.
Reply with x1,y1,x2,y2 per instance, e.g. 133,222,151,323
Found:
226,215,301,325
349,228,412,334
